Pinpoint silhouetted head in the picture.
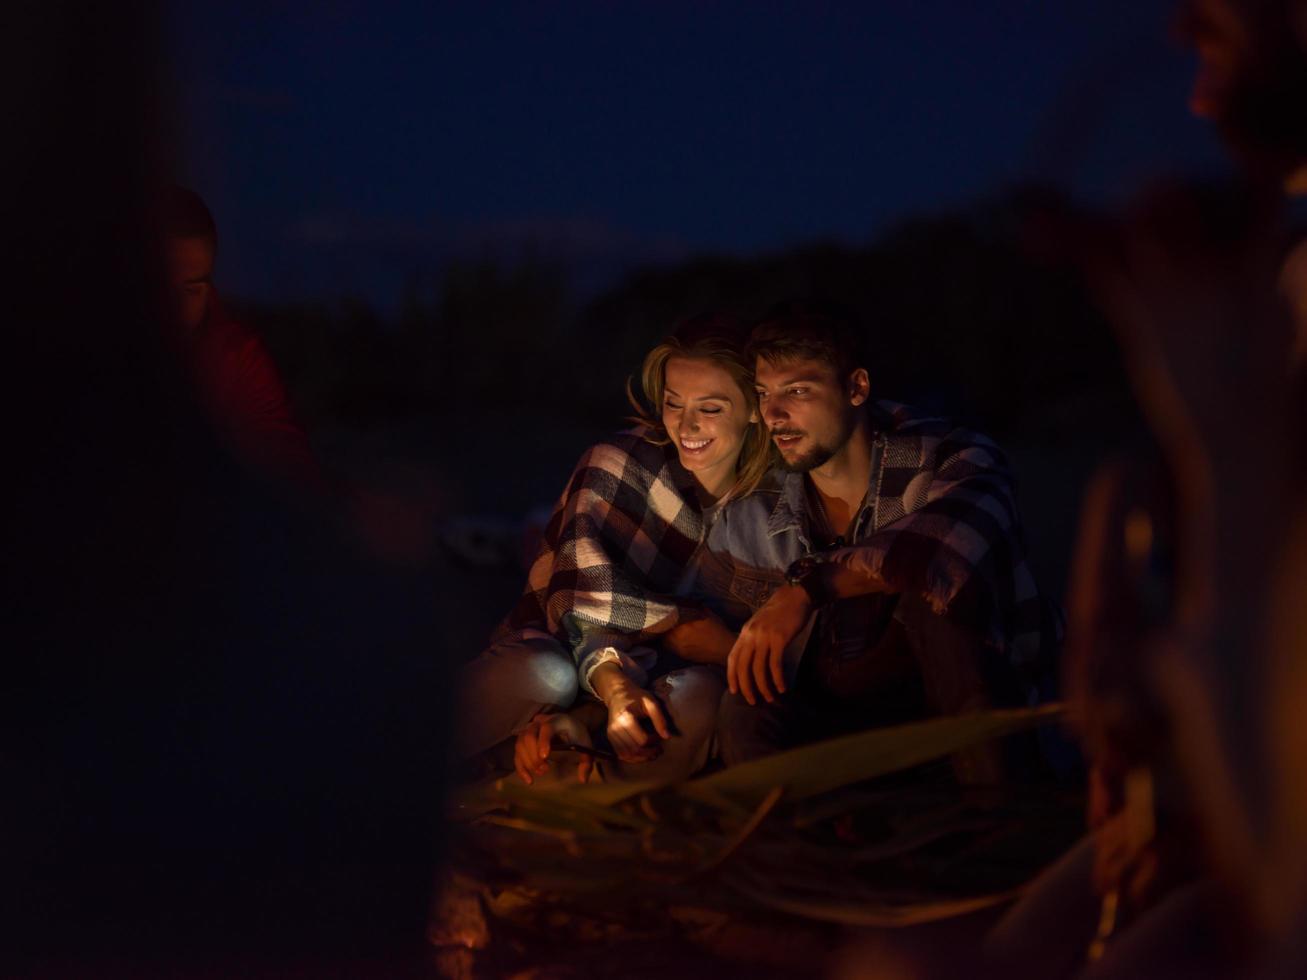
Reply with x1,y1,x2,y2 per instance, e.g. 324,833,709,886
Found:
746,302,871,473
163,185,217,331
1178,0,1307,184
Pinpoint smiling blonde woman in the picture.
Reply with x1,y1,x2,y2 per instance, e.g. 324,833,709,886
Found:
456,312,772,784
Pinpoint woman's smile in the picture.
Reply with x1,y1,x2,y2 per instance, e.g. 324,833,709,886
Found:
679,436,713,455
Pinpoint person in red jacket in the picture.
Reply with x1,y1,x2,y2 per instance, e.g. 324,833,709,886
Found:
163,186,438,565
163,184,323,490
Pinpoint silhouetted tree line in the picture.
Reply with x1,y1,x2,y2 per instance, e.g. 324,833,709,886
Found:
240,184,1138,445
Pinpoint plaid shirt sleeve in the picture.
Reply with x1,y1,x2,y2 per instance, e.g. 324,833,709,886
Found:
490,434,704,691
815,422,1056,666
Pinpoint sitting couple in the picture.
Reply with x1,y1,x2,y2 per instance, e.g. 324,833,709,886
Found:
458,303,1060,786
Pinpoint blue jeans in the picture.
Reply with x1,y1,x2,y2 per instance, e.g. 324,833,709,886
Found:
456,636,578,758
457,638,725,786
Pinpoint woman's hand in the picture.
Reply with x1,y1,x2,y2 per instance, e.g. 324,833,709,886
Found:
590,663,671,764
513,711,595,785
604,682,672,763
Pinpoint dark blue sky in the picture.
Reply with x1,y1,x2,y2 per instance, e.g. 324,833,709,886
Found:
170,1,1227,309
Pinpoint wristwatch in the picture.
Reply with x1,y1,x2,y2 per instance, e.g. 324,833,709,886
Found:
785,555,835,606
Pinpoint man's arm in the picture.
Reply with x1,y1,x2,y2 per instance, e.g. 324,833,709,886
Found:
727,428,1023,704
660,609,736,666
800,429,1019,620
726,583,811,705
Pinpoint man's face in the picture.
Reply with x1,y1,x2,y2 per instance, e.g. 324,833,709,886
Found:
166,235,215,332
754,355,863,472
1183,0,1253,120
1179,0,1307,171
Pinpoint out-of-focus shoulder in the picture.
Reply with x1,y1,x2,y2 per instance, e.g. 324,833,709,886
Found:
581,427,667,465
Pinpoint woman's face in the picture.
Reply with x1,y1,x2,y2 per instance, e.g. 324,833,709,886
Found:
661,355,758,499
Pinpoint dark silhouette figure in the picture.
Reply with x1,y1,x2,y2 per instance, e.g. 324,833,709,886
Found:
3,4,448,974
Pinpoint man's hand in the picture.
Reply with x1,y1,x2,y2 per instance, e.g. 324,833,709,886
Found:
727,583,812,705
590,663,672,763
513,711,595,785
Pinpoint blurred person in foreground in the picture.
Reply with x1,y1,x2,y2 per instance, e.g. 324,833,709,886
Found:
5,4,446,972
455,314,772,786
982,2,1307,977
700,304,1062,784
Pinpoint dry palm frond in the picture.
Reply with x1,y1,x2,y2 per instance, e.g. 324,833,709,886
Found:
444,703,1080,946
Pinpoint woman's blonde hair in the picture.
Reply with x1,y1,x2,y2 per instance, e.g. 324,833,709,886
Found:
627,312,773,500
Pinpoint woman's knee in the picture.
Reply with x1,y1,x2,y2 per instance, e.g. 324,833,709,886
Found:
468,639,578,709
518,645,579,707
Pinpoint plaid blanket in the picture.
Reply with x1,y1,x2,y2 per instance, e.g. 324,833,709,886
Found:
490,429,706,682
825,401,1062,670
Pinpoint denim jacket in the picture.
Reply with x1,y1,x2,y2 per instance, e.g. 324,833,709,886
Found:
696,471,830,622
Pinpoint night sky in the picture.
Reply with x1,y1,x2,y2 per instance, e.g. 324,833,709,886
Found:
170,1,1227,310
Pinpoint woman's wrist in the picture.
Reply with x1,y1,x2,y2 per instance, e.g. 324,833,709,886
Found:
590,662,633,705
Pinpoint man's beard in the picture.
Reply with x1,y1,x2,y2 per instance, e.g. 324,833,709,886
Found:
773,431,837,473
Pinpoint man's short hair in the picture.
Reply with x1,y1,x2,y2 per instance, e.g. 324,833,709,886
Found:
163,184,217,245
747,301,867,380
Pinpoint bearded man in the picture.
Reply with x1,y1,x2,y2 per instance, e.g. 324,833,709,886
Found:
697,304,1061,781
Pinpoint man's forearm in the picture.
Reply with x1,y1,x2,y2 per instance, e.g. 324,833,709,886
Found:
790,550,888,605
660,614,735,666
